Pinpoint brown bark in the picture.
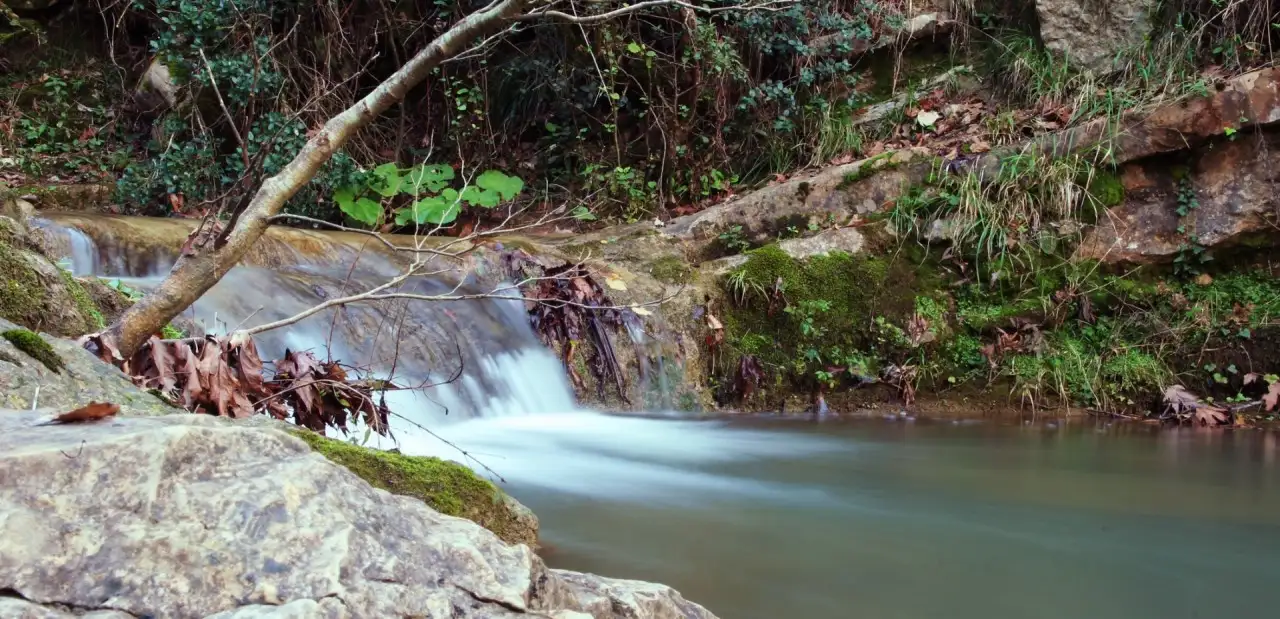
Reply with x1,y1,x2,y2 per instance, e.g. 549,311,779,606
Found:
106,0,531,358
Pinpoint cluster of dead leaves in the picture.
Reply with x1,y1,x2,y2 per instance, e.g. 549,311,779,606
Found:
980,318,1046,369
1162,375,1280,427
502,250,631,403
80,332,389,436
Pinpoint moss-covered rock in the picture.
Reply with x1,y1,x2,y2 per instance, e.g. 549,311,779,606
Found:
0,218,121,336
2,328,65,373
647,255,694,284
291,430,538,548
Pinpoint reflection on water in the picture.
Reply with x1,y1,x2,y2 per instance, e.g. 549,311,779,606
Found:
450,416,1280,619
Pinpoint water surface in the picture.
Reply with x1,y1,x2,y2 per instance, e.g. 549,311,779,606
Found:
470,416,1280,619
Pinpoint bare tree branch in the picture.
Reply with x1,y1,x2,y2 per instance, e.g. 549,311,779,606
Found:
518,0,796,24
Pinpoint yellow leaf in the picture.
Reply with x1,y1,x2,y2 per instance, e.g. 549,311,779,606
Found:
606,277,627,291
633,306,653,316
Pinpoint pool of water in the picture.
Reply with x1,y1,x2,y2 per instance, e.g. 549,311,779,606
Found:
445,415,1280,619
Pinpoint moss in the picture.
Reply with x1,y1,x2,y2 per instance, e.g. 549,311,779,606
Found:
647,255,693,284
292,430,535,547
1087,170,1125,208
58,268,105,331
721,244,920,377
0,240,48,329
2,328,64,373
840,152,898,187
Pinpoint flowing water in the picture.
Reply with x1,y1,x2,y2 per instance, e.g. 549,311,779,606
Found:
39,215,1280,619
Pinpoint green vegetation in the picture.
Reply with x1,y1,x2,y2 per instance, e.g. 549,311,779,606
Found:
890,154,1104,272
721,244,919,390
292,430,536,547
2,328,64,373
0,238,46,330
58,269,105,331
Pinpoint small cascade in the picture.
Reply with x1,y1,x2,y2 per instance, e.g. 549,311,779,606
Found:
34,215,578,426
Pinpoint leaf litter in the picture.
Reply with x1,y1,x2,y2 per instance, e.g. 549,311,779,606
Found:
80,331,391,436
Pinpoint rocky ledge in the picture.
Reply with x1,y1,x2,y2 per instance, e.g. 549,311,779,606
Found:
0,412,716,619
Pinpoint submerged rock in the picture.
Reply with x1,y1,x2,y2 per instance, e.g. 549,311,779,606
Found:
0,412,717,619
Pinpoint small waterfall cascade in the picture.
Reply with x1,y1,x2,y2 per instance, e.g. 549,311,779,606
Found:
32,213,830,500
32,215,578,432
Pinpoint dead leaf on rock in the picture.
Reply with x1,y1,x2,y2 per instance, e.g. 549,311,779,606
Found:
48,402,120,425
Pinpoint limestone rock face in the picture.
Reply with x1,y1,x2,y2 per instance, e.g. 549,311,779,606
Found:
0,412,717,619
1035,0,1155,72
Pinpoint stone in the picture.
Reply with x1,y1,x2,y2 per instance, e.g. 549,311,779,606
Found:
1035,0,1155,72
0,317,177,414
0,412,717,619
1079,132,1280,264
775,227,865,260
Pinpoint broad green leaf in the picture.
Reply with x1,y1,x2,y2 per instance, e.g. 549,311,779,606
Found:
627,42,642,54
369,163,403,197
475,170,524,200
460,185,500,208
333,187,356,210
396,195,460,226
402,163,455,195
343,197,382,226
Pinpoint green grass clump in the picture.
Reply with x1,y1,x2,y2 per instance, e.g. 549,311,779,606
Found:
292,430,535,547
2,328,64,373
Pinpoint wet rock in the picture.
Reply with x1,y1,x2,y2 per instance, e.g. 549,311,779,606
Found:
1035,0,1154,72
0,412,717,619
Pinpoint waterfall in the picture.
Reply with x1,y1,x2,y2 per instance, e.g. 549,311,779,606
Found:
32,217,579,428
34,214,839,500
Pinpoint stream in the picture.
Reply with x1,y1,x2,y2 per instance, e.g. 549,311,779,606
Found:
39,215,1280,619
486,414,1280,619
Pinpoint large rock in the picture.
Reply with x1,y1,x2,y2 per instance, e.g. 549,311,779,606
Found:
1079,132,1280,264
0,412,717,619
0,316,177,414
1035,0,1155,72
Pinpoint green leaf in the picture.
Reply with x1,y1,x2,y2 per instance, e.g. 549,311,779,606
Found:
402,163,454,195
396,193,461,226
334,187,356,211
571,205,597,221
344,197,382,226
475,170,524,200
460,185,500,208
369,163,403,197
627,42,643,54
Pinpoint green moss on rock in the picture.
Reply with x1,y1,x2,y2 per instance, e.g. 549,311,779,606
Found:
647,255,693,284
291,430,537,547
0,239,48,329
721,244,920,376
1087,170,1125,208
58,269,106,330
2,328,64,373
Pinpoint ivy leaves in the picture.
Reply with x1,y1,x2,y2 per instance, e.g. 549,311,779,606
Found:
333,163,523,227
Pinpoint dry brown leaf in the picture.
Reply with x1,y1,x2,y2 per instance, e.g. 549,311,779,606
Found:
51,402,120,424
1193,406,1228,426
1265,382,1280,412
